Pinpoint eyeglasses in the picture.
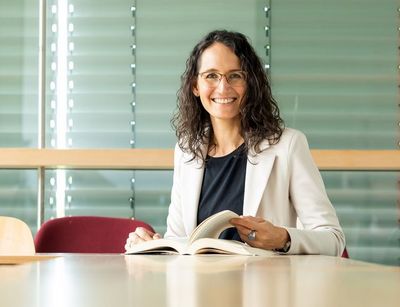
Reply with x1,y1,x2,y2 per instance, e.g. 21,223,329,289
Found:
198,71,247,88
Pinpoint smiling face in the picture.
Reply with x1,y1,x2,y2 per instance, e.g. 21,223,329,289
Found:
193,42,247,125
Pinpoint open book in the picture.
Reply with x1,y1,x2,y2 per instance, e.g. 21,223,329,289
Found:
125,210,274,256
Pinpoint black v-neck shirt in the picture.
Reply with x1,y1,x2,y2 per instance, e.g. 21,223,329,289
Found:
197,143,247,241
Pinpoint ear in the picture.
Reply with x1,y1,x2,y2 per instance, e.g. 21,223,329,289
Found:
192,82,199,97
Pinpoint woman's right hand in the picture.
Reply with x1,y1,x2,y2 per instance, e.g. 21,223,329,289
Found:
124,227,161,251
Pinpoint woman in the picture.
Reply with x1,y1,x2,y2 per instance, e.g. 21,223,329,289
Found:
126,30,345,256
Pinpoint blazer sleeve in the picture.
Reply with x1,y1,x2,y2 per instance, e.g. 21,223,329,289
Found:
284,131,346,256
164,143,186,239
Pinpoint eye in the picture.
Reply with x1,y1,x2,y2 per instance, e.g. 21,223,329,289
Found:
228,72,245,80
204,72,220,80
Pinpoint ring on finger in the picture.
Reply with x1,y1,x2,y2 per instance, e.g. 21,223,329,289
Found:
247,230,256,241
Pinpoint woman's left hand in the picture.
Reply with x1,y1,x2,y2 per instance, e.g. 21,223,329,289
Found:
230,216,289,250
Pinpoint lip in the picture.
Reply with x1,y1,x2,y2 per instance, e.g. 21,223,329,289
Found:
211,97,237,104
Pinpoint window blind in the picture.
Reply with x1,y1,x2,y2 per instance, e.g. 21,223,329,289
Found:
0,0,38,230
0,0,38,147
44,0,137,221
270,0,399,265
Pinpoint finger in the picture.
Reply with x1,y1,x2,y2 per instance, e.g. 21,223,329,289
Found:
126,233,142,245
230,216,264,230
234,225,256,244
237,226,257,240
241,216,265,223
236,229,259,248
152,233,162,239
234,224,253,234
135,227,155,241
128,231,138,239
125,240,138,251
125,238,146,251
236,232,248,244
230,217,248,227
125,233,143,251
230,216,264,224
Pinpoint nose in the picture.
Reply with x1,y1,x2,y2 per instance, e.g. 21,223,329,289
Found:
216,75,231,90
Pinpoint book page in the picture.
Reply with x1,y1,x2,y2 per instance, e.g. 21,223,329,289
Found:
125,238,188,255
187,238,275,256
189,210,239,244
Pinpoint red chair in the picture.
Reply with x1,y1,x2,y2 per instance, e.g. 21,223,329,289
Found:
34,216,154,253
342,247,349,258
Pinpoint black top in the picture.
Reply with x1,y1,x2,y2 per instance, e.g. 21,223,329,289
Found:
197,143,247,241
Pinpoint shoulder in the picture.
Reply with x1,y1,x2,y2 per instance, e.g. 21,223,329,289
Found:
280,127,307,144
258,128,308,152
173,143,186,166
173,142,205,168
247,128,310,166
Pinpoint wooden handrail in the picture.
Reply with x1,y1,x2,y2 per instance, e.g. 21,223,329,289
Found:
0,149,173,170
0,148,398,171
311,150,400,171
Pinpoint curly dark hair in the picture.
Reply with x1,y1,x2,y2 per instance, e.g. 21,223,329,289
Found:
171,30,284,162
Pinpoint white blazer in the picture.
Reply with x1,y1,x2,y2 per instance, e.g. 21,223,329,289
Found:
164,128,345,256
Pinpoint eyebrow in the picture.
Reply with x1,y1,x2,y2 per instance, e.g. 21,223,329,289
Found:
200,69,243,73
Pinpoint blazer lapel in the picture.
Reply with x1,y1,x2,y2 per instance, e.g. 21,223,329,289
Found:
181,153,205,236
243,142,276,216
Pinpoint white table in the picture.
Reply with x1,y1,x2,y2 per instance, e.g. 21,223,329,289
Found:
0,254,399,307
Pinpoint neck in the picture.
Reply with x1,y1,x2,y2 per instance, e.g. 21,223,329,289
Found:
209,118,243,157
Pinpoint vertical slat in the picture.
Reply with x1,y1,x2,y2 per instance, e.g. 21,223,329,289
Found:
37,0,47,228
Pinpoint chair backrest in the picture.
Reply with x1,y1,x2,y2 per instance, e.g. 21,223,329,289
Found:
0,216,35,255
34,216,155,253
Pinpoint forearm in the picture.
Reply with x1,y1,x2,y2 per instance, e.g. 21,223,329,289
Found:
284,227,345,256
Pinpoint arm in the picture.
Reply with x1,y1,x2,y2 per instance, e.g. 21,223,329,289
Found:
231,130,345,256
164,143,187,239
285,131,345,256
